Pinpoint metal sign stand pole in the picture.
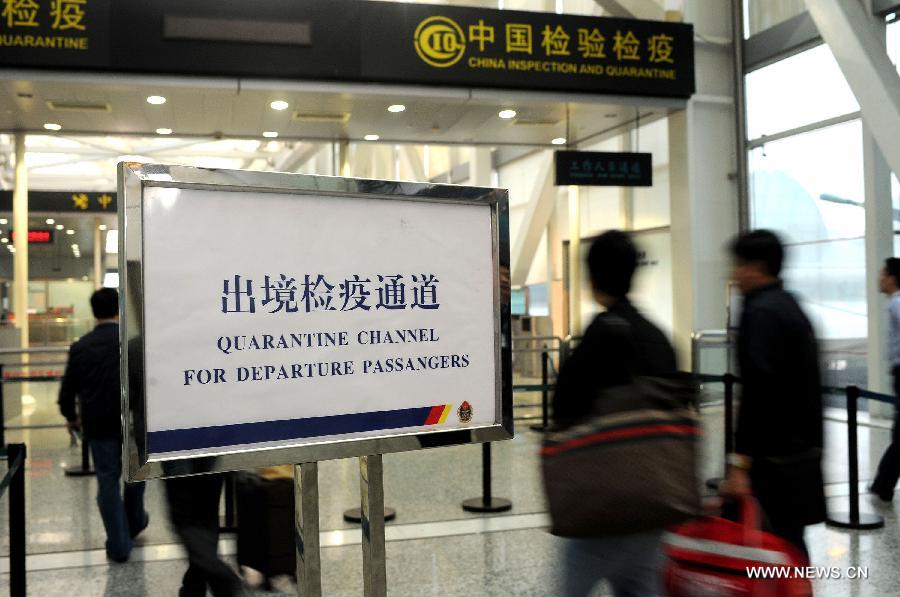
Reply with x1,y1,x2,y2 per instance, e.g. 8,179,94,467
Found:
295,462,322,597
360,454,388,597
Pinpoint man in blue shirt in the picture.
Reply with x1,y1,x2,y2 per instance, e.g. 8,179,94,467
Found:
870,258,900,501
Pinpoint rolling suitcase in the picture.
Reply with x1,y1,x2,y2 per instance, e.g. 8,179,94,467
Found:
236,469,296,584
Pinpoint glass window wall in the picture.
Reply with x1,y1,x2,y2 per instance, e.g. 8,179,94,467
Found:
749,117,865,341
743,0,806,38
745,44,858,140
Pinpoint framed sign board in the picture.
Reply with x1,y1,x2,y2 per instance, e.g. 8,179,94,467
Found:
119,163,512,481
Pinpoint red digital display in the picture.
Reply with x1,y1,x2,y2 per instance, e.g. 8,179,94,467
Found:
9,230,54,243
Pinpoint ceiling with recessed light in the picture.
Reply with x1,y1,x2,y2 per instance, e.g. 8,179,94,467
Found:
0,73,681,191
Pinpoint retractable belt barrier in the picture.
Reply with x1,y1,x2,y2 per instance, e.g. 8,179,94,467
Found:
698,374,895,532
824,385,895,531
692,373,738,491
1,443,27,597
0,361,94,477
458,338,565,514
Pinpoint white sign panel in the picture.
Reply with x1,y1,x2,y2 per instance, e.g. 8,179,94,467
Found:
132,176,507,463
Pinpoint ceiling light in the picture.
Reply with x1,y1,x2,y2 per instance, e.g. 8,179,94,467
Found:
106,230,119,254
46,218,55,224
8,247,15,253
56,224,64,230
146,95,167,105
364,134,380,141
43,123,62,131
551,137,567,145
262,131,278,138
387,104,406,113
156,127,173,135
99,224,107,231
0,238,7,244
66,229,75,235
270,100,289,111
498,109,517,119
0,219,6,224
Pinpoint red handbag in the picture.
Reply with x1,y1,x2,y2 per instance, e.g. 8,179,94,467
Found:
663,497,812,597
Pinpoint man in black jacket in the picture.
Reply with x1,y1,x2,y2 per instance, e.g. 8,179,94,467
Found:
59,288,147,562
552,230,678,596
722,230,825,560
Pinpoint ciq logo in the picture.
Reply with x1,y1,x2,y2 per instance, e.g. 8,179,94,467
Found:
414,16,466,68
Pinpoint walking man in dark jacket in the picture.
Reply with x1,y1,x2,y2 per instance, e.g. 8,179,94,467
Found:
552,230,678,596
59,288,147,562
722,230,825,560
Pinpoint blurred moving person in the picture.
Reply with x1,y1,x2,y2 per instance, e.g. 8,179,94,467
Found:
165,468,244,597
552,230,679,597
58,288,148,563
722,230,826,560
870,257,900,502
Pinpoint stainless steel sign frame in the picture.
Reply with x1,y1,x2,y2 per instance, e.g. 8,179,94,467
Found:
119,162,512,481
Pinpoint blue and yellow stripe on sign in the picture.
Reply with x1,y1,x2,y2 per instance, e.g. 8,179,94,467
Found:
148,404,454,454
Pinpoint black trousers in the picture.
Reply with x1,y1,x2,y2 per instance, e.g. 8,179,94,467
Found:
766,517,808,562
165,474,242,597
871,372,900,499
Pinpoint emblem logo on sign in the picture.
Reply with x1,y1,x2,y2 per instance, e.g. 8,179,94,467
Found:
458,400,473,423
414,16,466,68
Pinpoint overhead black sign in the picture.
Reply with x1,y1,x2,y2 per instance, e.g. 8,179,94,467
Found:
555,151,652,186
0,1,694,99
0,191,117,212
0,0,110,67
363,3,695,98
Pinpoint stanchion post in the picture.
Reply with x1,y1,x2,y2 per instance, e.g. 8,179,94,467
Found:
848,386,860,523
483,442,492,504
723,373,735,455
826,386,884,530
461,442,512,513
9,442,26,597
530,349,550,432
0,364,5,448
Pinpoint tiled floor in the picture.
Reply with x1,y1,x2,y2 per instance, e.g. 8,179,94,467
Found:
1,384,899,595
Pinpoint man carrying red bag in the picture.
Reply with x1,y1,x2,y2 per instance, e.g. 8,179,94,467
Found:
720,230,827,560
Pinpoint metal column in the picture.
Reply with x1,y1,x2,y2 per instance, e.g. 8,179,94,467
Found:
13,134,29,351
359,455,387,597
93,218,103,289
295,462,322,597
567,185,581,336
731,0,750,232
